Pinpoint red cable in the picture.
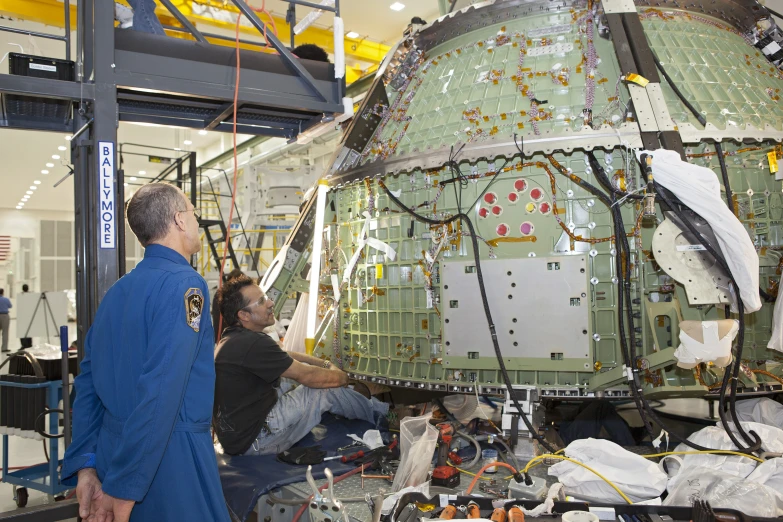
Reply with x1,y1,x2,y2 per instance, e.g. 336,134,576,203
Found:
291,465,365,522
216,11,244,340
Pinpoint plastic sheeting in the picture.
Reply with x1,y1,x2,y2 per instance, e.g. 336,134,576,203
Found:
768,296,783,352
283,293,308,354
638,149,761,313
548,439,667,503
734,398,783,427
746,458,783,515
663,466,778,517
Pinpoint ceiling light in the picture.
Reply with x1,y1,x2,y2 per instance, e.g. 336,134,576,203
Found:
58,146,66,151
130,177,137,181
124,182,129,187
15,206,21,210
139,170,146,175
174,147,182,151
46,163,54,168
346,31,360,38
18,203,24,207
41,170,49,174
34,180,41,185
64,135,72,141
30,186,37,190
183,140,192,145
52,155,60,160
198,130,208,135
390,2,405,10
22,197,29,201
26,190,33,195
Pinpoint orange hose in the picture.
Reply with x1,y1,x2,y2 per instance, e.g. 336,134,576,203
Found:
216,12,243,340
465,462,519,494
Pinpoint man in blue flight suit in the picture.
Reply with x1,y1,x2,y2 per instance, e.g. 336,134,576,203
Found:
62,183,230,522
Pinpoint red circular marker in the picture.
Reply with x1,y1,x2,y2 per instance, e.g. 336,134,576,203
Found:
520,222,534,235
530,188,543,201
539,201,551,214
492,205,503,216
514,179,528,192
484,192,497,204
508,192,519,203
496,223,509,236
478,207,489,218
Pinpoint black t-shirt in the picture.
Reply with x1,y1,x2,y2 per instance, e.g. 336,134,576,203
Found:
213,325,293,455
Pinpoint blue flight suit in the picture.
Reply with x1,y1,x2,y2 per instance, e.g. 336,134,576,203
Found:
62,244,230,522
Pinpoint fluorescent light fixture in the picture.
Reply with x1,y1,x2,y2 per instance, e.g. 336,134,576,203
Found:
52,155,60,160
390,2,405,10
15,206,21,210
139,170,146,175
34,180,41,185
22,197,29,201
30,186,37,190
184,140,192,145
26,190,33,195
58,146,66,151
64,135,72,141
346,31,360,38
130,177,137,181
46,163,54,168
41,170,49,174
174,147,182,151
198,130,208,135
124,183,129,187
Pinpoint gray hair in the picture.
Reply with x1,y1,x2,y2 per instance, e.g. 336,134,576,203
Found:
126,183,185,247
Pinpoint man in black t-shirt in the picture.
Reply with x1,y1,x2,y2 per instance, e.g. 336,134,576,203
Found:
213,275,389,456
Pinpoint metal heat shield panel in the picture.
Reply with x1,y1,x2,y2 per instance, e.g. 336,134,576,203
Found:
441,256,590,364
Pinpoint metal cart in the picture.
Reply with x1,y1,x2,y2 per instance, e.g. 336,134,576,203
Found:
1,326,72,508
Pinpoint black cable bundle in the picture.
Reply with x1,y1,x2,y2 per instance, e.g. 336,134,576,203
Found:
378,177,556,454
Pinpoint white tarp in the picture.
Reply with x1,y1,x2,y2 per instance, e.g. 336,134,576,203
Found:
734,398,783,427
638,149,761,313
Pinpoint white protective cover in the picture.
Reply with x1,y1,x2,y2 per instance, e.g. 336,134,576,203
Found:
548,439,667,503
746,458,783,515
663,465,778,517
674,320,737,369
734,397,783,427
768,296,783,352
637,149,761,313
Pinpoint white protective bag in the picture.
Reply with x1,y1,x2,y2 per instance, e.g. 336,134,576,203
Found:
391,414,439,492
638,149,761,313
746,458,783,516
548,439,667,503
663,465,778,517
734,398,783,427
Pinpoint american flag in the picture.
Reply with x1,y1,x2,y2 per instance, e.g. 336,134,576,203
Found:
0,236,9,261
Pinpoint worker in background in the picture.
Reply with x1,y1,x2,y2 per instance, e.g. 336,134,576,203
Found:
292,43,330,63
19,284,32,349
213,275,388,456
114,0,165,36
62,183,230,522
212,268,244,343
0,289,11,353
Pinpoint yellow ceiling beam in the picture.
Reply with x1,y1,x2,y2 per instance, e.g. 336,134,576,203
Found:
0,0,77,29
0,0,386,83
164,0,389,65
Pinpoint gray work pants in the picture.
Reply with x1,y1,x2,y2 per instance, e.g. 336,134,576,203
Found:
244,381,389,456
0,314,9,352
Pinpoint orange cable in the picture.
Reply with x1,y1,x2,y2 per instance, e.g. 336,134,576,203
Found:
465,461,519,494
216,12,243,340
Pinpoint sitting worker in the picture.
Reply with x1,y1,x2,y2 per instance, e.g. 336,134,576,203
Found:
115,0,166,36
213,274,388,456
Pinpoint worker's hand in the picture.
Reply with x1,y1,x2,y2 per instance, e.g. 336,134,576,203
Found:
76,468,104,520
336,368,349,387
90,492,135,522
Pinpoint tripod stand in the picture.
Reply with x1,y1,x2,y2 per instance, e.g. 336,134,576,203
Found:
22,292,60,345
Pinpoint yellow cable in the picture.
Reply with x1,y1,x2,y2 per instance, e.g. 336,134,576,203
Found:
641,450,764,463
522,455,633,504
447,463,493,481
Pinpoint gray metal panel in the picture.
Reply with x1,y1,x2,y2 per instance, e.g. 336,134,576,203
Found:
113,50,342,114
442,256,590,360
0,74,92,101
